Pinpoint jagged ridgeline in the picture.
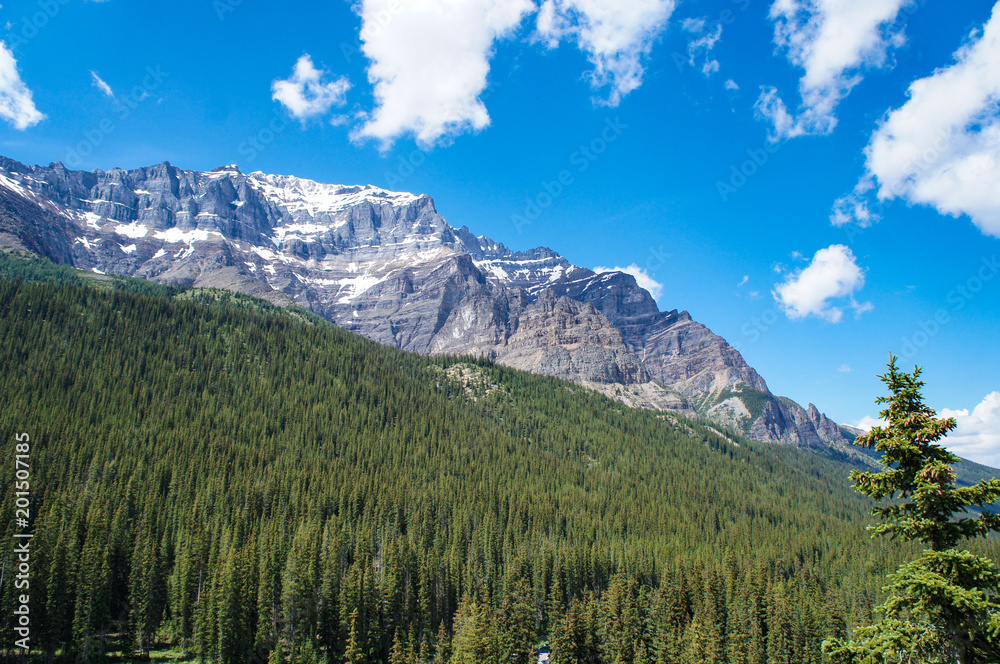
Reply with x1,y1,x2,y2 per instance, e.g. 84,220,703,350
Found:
0,157,857,452
0,253,909,663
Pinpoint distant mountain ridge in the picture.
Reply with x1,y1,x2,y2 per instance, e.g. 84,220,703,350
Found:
0,155,854,452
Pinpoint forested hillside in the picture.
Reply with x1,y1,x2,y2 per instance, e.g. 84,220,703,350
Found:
0,252,976,664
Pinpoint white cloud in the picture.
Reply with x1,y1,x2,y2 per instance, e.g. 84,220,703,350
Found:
353,0,533,148
537,0,676,105
681,17,722,77
724,78,739,91
681,17,705,33
833,4,1000,238
852,393,1000,468
853,414,885,431
737,275,749,287
593,263,664,300
773,244,871,322
940,392,1000,468
0,41,44,130
272,54,351,122
350,0,674,146
757,0,908,140
838,363,854,373
91,70,114,98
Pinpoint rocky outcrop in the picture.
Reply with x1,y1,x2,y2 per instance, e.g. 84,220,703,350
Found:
495,289,647,384
0,156,853,450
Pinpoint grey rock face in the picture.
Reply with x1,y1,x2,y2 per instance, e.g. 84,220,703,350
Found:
495,289,648,384
0,156,851,450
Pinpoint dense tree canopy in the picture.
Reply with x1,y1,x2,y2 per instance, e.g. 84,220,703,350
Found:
0,253,994,663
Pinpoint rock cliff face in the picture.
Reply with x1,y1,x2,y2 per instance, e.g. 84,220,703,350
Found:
0,156,851,449
496,290,648,385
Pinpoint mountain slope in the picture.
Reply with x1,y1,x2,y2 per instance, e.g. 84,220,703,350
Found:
0,255,904,661
0,156,848,450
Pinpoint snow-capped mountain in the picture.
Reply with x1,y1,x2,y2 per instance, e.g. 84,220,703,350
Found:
0,156,853,450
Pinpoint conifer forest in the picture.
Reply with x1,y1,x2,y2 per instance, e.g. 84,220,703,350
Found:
1,252,997,663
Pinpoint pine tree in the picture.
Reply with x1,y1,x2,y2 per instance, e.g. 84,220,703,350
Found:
128,510,168,653
824,356,1000,663
418,629,432,664
765,580,793,664
434,620,451,664
449,593,486,664
344,608,365,664
388,629,407,664
545,570,565,636
598,573,642,664
497,579,537,664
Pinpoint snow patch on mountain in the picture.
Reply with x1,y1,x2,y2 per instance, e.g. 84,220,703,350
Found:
249,172,425,225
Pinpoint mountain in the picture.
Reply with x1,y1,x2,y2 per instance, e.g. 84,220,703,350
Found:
0,256,890,661
0,155,853,451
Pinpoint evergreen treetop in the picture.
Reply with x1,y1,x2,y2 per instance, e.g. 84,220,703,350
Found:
850,355,1000,550
826,355,1000,663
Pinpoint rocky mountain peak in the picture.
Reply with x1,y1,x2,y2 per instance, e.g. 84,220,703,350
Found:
0,156,854,452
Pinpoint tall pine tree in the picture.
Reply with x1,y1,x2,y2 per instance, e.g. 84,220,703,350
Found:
824,356,1000,663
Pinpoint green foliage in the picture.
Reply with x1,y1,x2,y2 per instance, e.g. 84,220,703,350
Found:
0,249,86,284
850,356,1000,549
0,248,188,298
825,356,1000,663
0,255,981,663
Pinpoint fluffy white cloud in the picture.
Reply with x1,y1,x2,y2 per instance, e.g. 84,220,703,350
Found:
838,363,854,373
773,244,871,322
350,0,674,146
940,392,1000,468
354,0,533,147
537,0,676,105
593,263,664,300
757,0,908,140
833,3,1000,238
272,54,351,122
0,41,44,130
91,70,114,98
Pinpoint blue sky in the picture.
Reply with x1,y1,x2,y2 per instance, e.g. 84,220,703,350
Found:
1,0,999,462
